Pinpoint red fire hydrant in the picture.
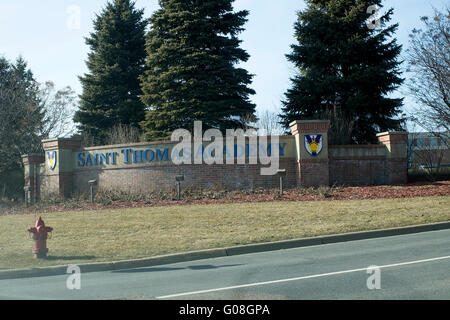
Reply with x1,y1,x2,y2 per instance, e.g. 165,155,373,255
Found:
27,217,53,258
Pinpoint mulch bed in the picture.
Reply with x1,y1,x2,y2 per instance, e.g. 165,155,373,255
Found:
1,181,449,216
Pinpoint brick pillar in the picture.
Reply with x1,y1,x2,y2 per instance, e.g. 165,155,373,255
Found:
290,120,330,187
21,154,44,203
376,132,408,184
42,138,82,198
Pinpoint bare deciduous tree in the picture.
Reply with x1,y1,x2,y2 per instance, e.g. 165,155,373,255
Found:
39,81,77,139
407,8,450,146
255,110,285,136
404,120,449,181
105,124,142,145
322,108,355,145
243,110,285,136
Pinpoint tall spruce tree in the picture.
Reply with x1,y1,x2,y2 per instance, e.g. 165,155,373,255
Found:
75,0,147,144
0,57,45,197
140,0,256,140
280,0,404,144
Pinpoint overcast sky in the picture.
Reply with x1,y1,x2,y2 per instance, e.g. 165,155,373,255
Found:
0,0,448,120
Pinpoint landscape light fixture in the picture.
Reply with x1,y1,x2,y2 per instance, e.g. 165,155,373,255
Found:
88,180,97,203
24,186,32,206
277,169,286,195
175,175,184,200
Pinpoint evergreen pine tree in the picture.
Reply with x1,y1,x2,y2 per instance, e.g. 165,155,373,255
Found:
140,0,256,140
0,57,44,197
12,57,45,140
75,0,147,144
280,0,404,144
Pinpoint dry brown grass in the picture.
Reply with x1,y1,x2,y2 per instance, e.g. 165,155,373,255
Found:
0,196,449,270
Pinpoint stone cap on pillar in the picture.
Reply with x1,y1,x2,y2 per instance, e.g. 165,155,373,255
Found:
42,138,82,151
21,154,44,165
376,131,408,144
289,120,330,135
377,131,408,159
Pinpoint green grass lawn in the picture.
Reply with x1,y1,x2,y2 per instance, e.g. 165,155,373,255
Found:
0,196,449,270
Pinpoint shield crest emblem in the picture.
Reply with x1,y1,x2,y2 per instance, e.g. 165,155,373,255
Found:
305,134,323,156
47,151,57,171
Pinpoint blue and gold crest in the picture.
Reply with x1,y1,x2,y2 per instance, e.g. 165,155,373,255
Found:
47,151,57,171
305,134,323,156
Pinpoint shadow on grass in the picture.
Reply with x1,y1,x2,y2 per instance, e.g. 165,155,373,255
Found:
113,263,243,273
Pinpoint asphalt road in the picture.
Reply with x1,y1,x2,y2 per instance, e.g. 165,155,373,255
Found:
0,229,449,300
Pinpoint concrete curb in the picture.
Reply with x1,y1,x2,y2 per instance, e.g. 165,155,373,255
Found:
1,221,449,281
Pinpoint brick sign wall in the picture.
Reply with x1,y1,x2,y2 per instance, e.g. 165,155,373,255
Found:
22,120,408,200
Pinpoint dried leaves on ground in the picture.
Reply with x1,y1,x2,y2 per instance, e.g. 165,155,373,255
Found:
1,181,449,216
